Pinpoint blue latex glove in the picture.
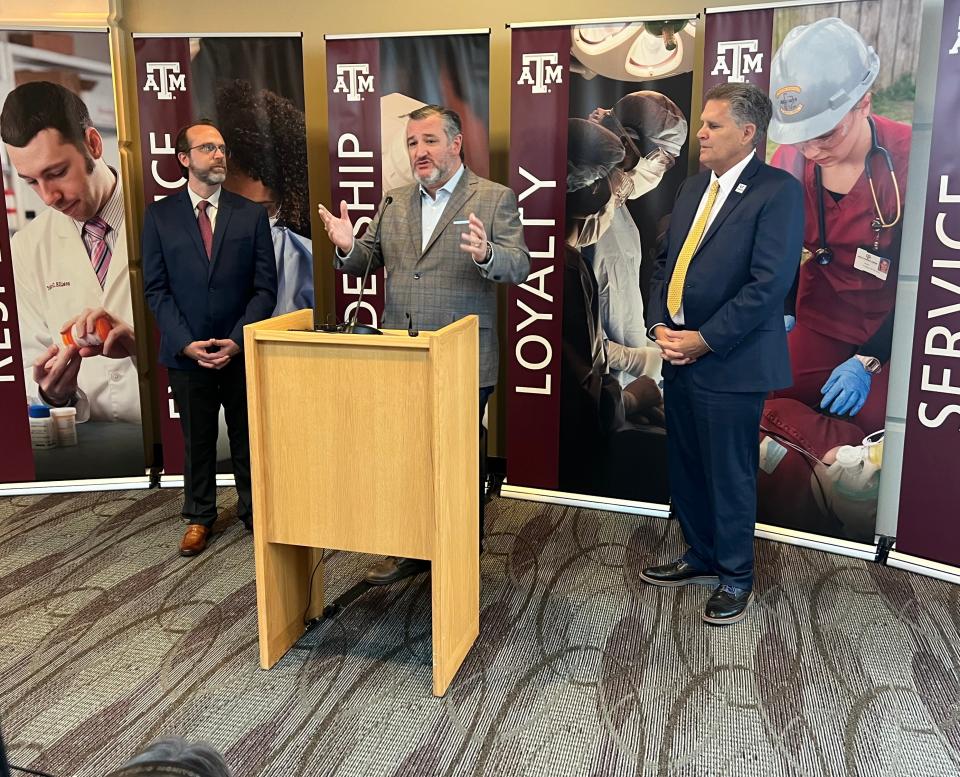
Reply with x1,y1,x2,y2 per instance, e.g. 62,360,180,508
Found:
784,314,796,333
820,357,871,416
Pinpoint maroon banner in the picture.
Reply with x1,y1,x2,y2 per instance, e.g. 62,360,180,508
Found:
506,27,571,489
0,212,35,482
326,38,384,327
703,9,773,162
507,21,696,500
134,37,194,476
135,35,310,477
703,10,773,94
897,0,960,567
326,34,490,326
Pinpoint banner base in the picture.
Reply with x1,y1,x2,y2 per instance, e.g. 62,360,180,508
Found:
754,522,877,560
499,482,670,518
887,551,960,586
160,474,236,488
0,476,151,496
499,486,881,562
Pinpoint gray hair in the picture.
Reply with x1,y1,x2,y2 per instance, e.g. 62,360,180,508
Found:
108,737,231,777
406,104,462,143
703,83,772,147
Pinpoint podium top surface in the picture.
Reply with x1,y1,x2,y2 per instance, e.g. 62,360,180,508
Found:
244,309,477,350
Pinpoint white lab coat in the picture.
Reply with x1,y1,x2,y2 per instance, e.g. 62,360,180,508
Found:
11,207,141,423
591,205,663,388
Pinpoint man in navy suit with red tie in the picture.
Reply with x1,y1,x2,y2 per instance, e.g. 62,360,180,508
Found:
642,83,803,624
143,121,277,556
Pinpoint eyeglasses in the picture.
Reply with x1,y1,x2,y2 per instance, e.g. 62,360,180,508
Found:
189,143,227,155
794,111,854,153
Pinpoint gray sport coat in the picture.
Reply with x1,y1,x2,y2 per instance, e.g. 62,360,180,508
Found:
336,167,530,387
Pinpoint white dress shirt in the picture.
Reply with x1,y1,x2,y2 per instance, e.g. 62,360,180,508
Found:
187,185,222,232
338,163,491,268
420,163,465,250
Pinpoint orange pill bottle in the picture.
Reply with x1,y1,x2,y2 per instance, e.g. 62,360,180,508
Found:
62,317,112,348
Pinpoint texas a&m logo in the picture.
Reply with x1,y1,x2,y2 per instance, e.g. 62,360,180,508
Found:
710,40,763,83
143,62,186,101
333,64,375,102
516,53,562,94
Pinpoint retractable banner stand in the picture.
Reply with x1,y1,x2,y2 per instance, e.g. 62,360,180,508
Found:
703,0,921,551
0,29,147,492
325,30,491,327
133,33,309,482
893,0,960,577
505,19,696,510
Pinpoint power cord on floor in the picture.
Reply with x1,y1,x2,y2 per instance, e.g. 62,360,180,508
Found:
302,553,325,627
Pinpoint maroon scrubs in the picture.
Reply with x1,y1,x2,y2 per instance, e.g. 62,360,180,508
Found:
769,114,911,434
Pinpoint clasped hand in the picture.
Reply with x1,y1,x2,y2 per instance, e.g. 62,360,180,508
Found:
183,339,240,369
653,326,709,365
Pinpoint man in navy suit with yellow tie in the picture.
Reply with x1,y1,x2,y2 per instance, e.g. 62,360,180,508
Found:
143,121,277,557
642,83,803,624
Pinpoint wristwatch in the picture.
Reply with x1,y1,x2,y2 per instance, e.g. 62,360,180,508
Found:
482,241,493,264
854,355,882,374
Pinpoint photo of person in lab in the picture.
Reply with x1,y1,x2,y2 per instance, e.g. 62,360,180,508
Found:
1,80,140,425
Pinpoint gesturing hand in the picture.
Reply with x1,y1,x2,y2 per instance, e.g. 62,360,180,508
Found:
459,212,490,264
317,200,355,253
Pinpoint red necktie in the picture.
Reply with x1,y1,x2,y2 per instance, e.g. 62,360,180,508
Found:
197,200,213,259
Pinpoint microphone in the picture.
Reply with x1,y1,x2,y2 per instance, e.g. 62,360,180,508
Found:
343,195,393,335
405,312,419,337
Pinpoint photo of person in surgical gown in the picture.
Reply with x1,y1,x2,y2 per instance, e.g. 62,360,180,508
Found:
587,91,687,390
551,27,693,503
560,118,669,501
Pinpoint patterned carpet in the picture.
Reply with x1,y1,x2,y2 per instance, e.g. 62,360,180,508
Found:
1,488,959,777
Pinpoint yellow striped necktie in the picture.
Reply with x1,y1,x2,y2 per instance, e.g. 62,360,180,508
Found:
667,179,721,318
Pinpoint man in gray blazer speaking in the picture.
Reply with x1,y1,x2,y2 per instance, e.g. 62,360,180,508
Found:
318,104,530,585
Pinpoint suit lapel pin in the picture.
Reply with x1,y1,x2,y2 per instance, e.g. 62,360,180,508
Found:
735,183,747,194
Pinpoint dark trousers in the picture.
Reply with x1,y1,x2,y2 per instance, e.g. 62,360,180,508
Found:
168,359,252,528
479,385,494,541
663,368,765,590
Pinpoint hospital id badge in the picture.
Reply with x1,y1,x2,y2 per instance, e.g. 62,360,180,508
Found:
853,247,890,282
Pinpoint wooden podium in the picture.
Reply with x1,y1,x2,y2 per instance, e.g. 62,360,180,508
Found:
243,309,479,696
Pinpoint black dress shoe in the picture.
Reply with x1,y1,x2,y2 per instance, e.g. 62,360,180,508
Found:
639,558,719,587
365,556,429,586
702,585,753,625
240,516,253,533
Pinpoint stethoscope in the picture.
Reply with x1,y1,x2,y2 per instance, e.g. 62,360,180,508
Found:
812,116,902,265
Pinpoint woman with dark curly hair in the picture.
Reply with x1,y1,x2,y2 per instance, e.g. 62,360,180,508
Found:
215,79,314,315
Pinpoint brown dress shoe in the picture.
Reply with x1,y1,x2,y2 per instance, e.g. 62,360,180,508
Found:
365,556,429,585
180,525,210,556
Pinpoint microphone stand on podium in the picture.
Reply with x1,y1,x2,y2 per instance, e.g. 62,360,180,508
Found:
330,195,393,335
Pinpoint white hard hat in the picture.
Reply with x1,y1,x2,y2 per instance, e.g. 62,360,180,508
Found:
767,17,879,145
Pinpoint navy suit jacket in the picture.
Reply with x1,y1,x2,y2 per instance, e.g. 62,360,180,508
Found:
142,188,277,370
646,154,803,393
